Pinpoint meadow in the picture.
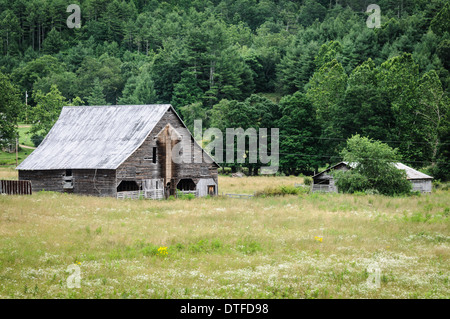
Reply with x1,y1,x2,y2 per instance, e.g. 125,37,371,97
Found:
0,171,449,299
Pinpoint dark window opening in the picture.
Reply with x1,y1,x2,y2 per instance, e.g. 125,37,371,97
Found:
153,147,157,163
177,179,196,191
315,179,330,185
63,169,73,190
117,180,140,192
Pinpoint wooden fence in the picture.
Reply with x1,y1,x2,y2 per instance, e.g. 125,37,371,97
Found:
117,189,165,200
0,180,32,195
311,184,331,192
117,190,144,200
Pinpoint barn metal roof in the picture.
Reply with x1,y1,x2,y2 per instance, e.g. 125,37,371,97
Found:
17,104,172,170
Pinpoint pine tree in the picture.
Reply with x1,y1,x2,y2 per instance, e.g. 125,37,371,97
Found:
87,78,107,106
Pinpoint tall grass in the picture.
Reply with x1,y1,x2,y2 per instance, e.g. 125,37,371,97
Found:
0,172,448,299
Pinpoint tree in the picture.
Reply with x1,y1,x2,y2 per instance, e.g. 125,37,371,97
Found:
333,135,412,196
0,71,21,147
436,39,450,70
417,70,449,165
11,55,63,95
430,2,450,37
277,92,320,175
307,59,347,126
314,40,343,70
337,58,394,143
171,69,203,111
87,78,107,106
30,85,66,140
119,71,157,105
377,53,424,162
277,38,320,94
42,28,64,54
298,0,327,28
0,9,20,55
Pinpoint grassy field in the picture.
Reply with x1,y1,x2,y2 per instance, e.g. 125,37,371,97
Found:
0,172,449,299
17,125,34,148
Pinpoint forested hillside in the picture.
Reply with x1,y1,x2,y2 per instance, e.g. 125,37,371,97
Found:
0,0,449,178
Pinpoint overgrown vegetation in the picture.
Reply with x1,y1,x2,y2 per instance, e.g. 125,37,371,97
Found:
255,184,309,197
333,135,412,195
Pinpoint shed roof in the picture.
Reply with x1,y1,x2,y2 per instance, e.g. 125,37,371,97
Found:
393,162,433,180
17,104,172,170
313,161,432,180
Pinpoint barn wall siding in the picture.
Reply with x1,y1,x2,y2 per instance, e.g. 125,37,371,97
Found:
411,179,432,193
19,170,65,193
73,170,116,197
19,169,116,196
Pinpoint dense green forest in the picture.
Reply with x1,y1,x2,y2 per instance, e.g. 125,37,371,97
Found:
0,0,449,179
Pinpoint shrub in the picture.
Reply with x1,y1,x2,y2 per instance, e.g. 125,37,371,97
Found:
178,192,196,200
333,170,369,194
31,134,44,147
303,176,313,186
254,185,300,197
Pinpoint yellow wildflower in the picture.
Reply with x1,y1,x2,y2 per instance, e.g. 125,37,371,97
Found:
157,246,168,256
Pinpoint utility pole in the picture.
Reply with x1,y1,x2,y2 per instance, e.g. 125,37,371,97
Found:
25,91,28,123
15,137,18,167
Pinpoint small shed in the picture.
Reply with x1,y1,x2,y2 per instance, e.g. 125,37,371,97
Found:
17,104,220,199
312,162,433,193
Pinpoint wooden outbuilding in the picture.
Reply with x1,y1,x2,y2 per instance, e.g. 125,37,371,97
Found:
17,104,219,199
312,161,433,193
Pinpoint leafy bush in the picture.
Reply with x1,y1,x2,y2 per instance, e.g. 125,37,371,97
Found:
254,185,300,197
364,189,379,195
333,170,369,194
303,176,313,185
177,192,196,200
280,185,300,195
31,134,44,147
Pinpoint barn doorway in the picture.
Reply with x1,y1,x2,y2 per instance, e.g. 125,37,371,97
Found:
117,180,140,192
177,179,196,191
208,185,216,196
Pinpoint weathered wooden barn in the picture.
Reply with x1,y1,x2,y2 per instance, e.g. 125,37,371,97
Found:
17,104,219,199
312,161,433,193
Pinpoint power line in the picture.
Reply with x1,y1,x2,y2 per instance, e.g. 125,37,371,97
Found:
198,129,450,146
204,147,449,165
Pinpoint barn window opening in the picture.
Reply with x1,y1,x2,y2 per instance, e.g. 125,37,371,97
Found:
315,179,330,185
63,169,73,190
177,179,196,191
153,147,157,163
117,180,140,192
